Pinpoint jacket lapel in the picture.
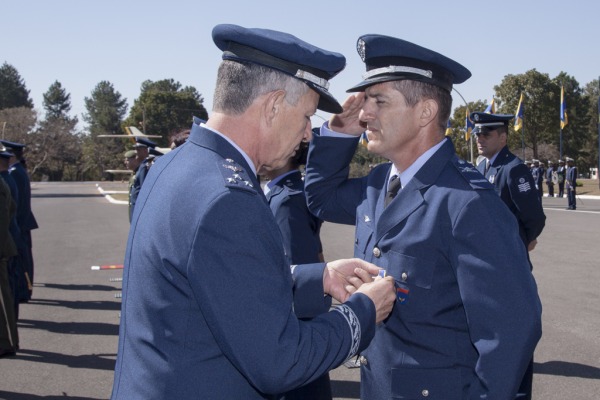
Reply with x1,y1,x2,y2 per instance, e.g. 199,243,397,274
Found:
374,139,455,241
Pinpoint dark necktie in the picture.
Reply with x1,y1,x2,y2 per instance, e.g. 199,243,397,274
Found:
384,175,401,208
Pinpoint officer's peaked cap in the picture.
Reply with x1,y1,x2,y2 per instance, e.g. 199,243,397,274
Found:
470,112,514,134
0,139,25,151
133,137,156,149
212,24,346,114
348,34,471,93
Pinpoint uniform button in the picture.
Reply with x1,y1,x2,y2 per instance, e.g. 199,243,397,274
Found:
422,389,429,397
358,356,368,366
372,247,381,258
401,272,408,281
355,238,358,244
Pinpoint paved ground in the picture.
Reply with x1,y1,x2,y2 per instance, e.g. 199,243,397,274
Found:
0,181,599,399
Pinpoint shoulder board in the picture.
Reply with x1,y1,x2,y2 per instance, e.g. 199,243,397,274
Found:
217,158,257,194
452,158,494,190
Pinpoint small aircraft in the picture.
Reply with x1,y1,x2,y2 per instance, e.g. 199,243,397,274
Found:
98,126,162,139
98,126,171,177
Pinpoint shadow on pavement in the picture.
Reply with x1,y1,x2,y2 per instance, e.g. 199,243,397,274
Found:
0,392,105,400
331,380,360,399
25,298,121,311
11,348,116,371
18,319,119,336
535,360,600,379
36,283,120,292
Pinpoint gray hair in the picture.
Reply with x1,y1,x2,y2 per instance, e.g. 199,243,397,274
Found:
213,60,309,115
392,80,452,132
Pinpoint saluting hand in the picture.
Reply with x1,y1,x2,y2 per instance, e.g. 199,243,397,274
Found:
329,93,366,136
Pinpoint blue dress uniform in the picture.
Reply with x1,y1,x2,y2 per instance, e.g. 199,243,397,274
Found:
305,34,542,400
306,134,542,399
129,137,156,219
266,168,331,400
0,140,38,301
566,158,577,210
111,122,375,400
112,25,378,400
266,170,323,266
475,145,546,251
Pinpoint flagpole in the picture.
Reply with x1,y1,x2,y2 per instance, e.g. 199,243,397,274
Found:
560,128,563,160
521,117,525,161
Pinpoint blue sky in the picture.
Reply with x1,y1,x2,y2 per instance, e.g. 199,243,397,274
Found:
2,0,598,132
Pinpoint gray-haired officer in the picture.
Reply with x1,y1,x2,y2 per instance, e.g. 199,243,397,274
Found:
472,112,546,400
305,34,542,399
111,24,396,400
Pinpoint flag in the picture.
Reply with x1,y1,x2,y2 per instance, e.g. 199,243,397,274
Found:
358,131,369,147
560,86,568,129
465,109,474,141
514,93,524,131
484,98,495,114
445,120,452,136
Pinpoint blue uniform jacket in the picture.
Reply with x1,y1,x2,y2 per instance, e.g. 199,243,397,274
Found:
305,135,542,399
476,146,545,246
111,123,376,400
266,170,323,265
129,159,148,217
8,162,38,233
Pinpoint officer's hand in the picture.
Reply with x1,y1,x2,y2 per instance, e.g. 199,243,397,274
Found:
329,93,366,136
323,258,382,303
355,277,396,324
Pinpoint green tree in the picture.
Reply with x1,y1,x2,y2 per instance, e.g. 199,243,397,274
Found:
493,69,559,161
576,79,599,176
29,82,81,181
447,99,486,163
125,79,208,147
43,80,76,121
0,62,33,110
82,81,129,180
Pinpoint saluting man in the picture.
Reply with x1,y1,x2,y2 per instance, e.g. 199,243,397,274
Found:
305,34,542,400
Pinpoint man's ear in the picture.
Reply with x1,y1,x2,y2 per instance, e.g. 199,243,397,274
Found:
419,98,439,127
262,90,286,127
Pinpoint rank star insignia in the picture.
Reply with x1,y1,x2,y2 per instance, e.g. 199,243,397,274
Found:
227,178,237,183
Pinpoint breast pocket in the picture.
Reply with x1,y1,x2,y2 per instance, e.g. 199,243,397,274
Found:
391,366,462,399
385,251,434,290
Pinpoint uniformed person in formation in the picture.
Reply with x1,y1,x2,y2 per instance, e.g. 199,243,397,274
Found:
128,137,155,218
262,138,330,399
0,140,38,301
304,34,542,399
556,159,567,197
546,160,555,197
0,146,19,358
472,112,546,255
111,24,396,400
471,112,546,400
565,157,577,210
123,150,140,222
